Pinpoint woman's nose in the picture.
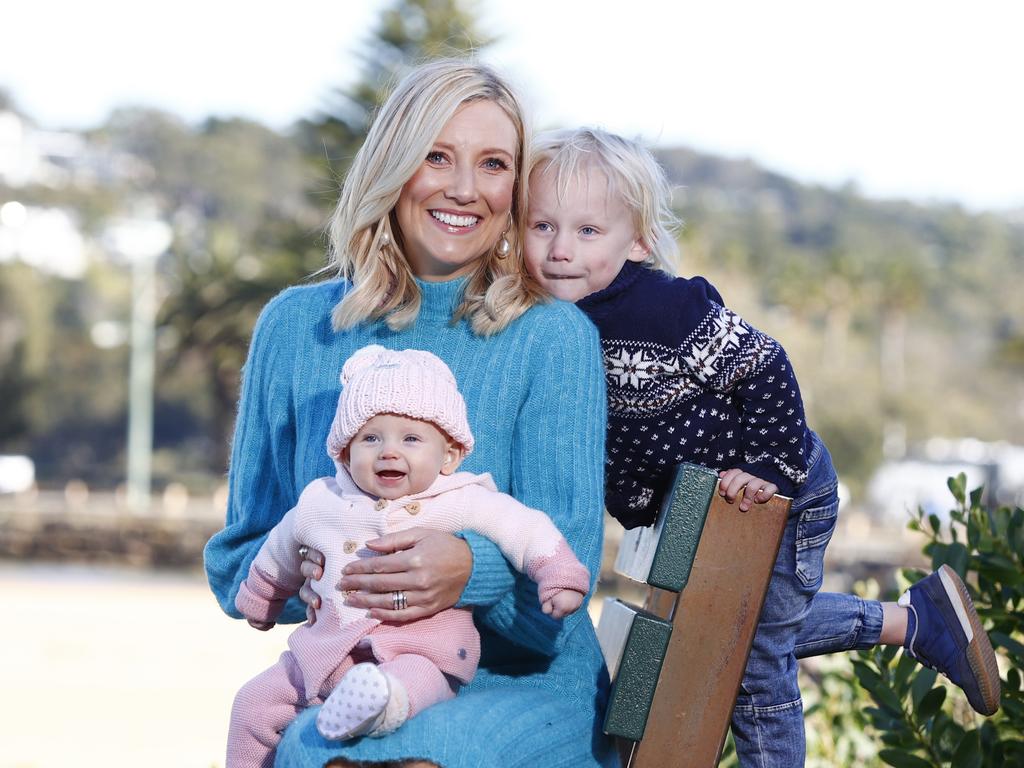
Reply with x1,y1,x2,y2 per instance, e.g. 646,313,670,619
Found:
444,163,478,204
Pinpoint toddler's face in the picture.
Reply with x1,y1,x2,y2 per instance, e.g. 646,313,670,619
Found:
344,413,464,500
524,163,648,302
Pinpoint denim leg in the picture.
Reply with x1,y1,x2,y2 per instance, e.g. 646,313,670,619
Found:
795,592,884,658
731,433,839,768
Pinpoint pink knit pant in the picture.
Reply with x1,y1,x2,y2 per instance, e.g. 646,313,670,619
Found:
227,650,456,768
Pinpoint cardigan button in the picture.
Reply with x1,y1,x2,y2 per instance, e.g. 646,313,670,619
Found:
374,498,387,511
343,540,358,554
406,502,421,515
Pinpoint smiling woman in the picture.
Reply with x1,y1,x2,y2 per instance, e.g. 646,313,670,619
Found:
203,59,615,768
395,100,518,281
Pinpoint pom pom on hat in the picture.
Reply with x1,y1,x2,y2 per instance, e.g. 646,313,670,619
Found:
327,345,474,457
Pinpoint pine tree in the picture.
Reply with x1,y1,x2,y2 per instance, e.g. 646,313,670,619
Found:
297,0,494,182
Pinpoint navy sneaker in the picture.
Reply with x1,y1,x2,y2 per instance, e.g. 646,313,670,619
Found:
899,564,1001,715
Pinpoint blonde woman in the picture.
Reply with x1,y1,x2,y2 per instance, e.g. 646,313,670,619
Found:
205,60,616,767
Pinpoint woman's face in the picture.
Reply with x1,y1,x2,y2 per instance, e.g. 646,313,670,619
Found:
395,100,518,281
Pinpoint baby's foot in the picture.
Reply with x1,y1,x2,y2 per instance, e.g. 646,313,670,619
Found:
316,662,390,740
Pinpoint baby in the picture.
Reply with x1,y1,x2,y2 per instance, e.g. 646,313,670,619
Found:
227,344,589,768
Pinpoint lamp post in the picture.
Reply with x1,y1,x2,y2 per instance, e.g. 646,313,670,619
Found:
105,217,172,514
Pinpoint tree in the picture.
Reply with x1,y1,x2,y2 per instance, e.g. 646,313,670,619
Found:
296,0,495,182
154,0,494,471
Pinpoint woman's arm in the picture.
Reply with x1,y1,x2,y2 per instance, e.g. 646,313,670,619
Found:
471,306,607,656
203,290,304,622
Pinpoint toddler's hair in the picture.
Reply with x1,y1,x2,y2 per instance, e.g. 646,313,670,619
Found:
530,127,680,273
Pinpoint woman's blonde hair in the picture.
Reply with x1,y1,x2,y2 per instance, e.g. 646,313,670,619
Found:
530,127,681,273
328,58,545,335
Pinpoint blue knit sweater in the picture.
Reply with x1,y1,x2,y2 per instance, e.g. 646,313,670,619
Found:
577,262,813,529
204,277,617,767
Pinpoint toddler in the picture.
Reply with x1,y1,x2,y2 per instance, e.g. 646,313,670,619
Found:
524,127,1000,767
227,344,589,768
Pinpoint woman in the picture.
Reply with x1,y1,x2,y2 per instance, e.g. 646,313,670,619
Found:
204,59,616,767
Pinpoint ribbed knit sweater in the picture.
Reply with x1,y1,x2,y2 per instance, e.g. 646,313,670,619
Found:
577,262,813,529
204,277,616,767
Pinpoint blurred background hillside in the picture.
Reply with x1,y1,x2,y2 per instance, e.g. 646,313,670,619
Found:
2,0,1022,511
1,1,1023,765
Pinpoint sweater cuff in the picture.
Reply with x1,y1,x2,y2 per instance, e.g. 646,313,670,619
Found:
455,531,516,608
736,461,797,498
235,582,286,623
531,541,591,603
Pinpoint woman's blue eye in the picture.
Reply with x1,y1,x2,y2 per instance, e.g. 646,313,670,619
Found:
483,157,509,171
426,151,446,164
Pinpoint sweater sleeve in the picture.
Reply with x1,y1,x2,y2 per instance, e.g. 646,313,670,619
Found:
460,486,590,602
234,505,305,623
467,306,606,656
680,281,810,494
203,290,306,623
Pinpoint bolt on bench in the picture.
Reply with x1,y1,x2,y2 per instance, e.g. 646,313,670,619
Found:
596,463,792,767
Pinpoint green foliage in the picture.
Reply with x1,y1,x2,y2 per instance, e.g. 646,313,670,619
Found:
843,474,1024,766
297,0,493,180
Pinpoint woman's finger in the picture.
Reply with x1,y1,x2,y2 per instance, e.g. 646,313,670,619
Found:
299,558,323,581
345,589,427,613
362,528,428,554
303,546,325,567
342,550,413,577
299,581,321,610
339,570,427,596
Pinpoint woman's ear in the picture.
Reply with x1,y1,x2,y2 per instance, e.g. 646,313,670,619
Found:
440,443,466,476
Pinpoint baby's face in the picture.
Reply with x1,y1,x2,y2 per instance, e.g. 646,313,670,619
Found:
344,414,464,500
524,162,648,303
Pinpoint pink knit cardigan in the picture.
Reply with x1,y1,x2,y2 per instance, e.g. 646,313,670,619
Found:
235,468,590,700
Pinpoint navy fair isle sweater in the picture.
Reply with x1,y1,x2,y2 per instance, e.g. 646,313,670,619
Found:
577,261,814,529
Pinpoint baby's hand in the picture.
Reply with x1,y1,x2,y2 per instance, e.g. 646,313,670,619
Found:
718,469,779,512
246,618,275,631
542,590,584,619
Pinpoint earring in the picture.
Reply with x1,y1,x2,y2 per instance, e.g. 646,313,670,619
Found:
495,213,512,259
379,229,391,249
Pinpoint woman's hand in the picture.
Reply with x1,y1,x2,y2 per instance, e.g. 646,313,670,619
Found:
718,469,779,512
338,528,473,621
298,546,325,625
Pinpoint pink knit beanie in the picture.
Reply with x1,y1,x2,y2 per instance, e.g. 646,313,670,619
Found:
326,345,475,458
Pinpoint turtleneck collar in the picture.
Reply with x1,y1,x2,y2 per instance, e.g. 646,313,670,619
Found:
414,275,469,322
575,261,649,321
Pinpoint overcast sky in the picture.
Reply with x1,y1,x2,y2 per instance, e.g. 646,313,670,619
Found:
2,0,1022,210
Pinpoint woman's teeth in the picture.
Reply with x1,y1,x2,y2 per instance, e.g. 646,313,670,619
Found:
431,211,479,227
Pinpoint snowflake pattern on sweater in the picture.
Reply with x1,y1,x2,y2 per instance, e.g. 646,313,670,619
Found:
577,262,813,529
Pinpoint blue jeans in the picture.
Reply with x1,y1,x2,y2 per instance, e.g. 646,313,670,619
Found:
730,433,884,768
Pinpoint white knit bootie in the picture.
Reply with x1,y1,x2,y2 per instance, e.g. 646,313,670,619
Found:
316,663,411,740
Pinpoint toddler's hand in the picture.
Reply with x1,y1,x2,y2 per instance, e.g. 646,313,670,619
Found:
542,589,584,619
718,469,779,512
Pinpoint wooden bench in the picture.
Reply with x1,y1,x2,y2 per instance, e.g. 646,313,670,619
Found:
596,463,792,767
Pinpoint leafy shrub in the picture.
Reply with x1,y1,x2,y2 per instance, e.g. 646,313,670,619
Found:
848,474,1024,767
